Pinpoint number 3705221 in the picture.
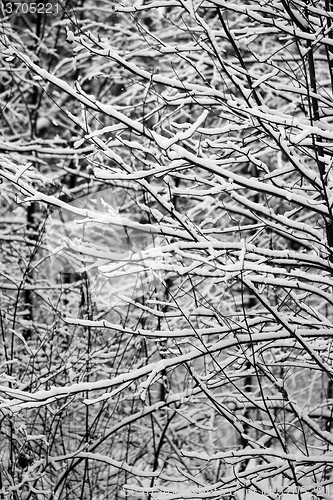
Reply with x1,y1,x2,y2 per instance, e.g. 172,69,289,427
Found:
3,1,60,15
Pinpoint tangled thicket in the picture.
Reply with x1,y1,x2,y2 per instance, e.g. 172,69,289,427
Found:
1,1,333,499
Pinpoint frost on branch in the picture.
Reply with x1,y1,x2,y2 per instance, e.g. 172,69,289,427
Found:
1,1,333,499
